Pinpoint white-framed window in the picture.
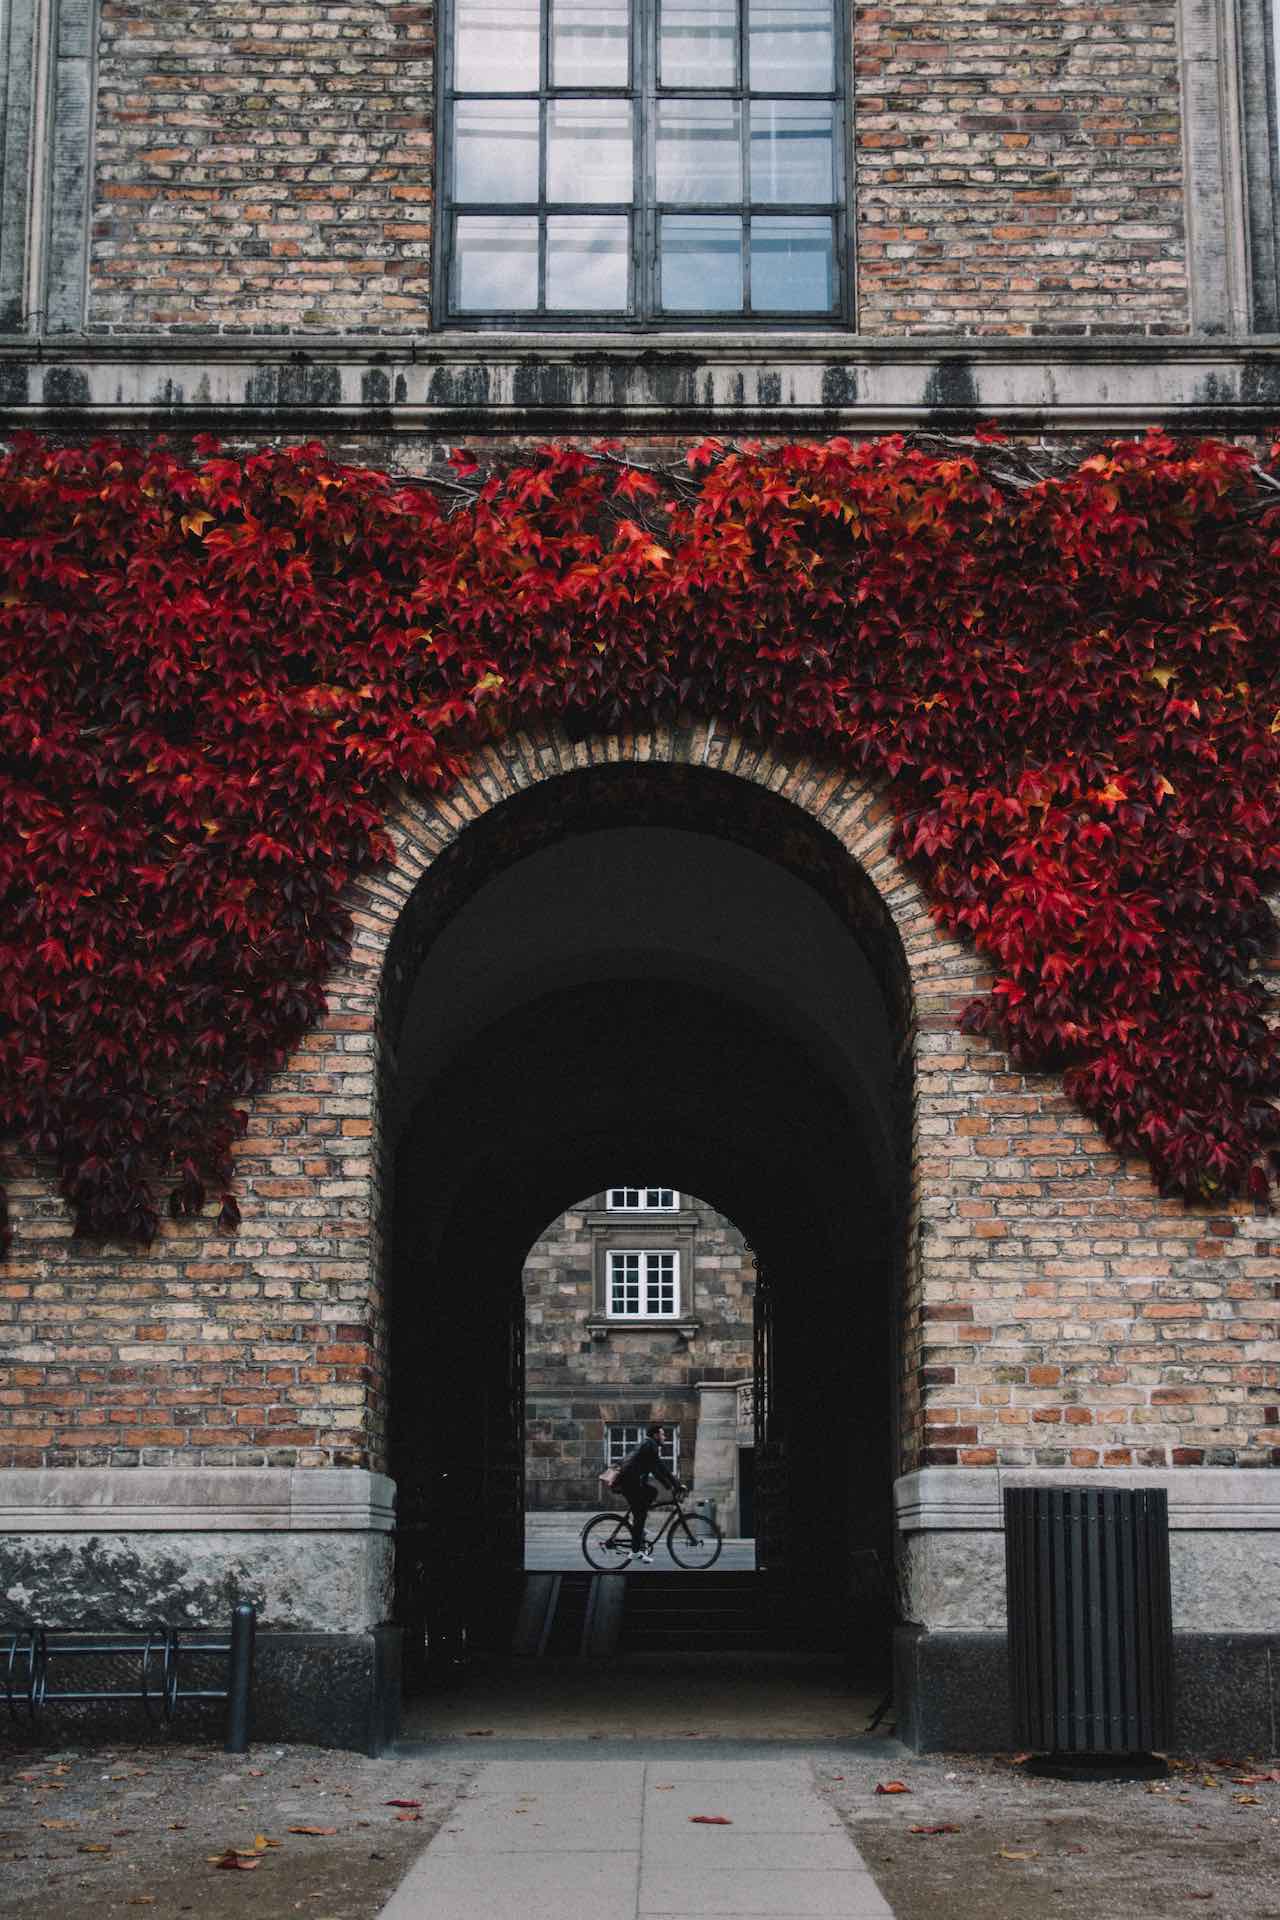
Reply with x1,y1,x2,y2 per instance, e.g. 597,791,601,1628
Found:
607,1186,678,1211
607,1248,679,1316
607,1423,680,1470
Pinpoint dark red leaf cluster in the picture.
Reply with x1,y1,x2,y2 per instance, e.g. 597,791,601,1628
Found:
2,429,1278,1250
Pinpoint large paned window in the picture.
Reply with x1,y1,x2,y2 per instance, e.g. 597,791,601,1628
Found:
441,0,847,323
607,1249,680,1316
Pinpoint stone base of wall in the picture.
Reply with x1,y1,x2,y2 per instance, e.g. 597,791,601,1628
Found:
895,1626,1280,1756
0,1469,400,1753
0,1628,402,1757
896,1468,1280,1634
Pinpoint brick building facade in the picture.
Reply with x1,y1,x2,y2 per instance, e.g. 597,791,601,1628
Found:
1,0,1279,1753
523,1188,754,1523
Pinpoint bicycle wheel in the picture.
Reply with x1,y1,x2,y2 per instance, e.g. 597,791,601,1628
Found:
666,1508,722,1569
582,1512,635,1571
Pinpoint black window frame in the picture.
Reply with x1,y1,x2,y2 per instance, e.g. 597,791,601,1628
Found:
434,0,855,329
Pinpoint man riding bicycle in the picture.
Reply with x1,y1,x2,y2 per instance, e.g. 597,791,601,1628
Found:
613,1421,683,1563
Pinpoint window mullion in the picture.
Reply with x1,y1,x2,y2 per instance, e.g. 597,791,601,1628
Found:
740,0,750,311
639,0,654,319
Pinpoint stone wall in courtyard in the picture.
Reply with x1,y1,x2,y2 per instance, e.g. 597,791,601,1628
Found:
523,1191,755,1509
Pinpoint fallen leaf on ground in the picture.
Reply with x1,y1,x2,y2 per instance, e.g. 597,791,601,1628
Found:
287,1825,337,1836
39,1818,78,1829
253,1835,281,1851
875,1782,911,1795
247,1769,265,1778
1233,1772,1280,1785
77,1842,112,1855
1011,1753,1032,1765
1233,1794,1261,1805
385,1799,422,1808
127,1898,156,1907
210,1850,260,1871
168,1822,186,1831
909,1825,960,1836
654,1785,674,1791
689,1816,733,1825
997,1848,1040,1861
464,1730,493,1737
1184,1895,1214,1902
395,1813,422,1823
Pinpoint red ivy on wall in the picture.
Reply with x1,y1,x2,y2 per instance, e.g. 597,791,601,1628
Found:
1,428,1279,1252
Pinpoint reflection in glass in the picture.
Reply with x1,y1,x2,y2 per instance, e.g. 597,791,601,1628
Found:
660,0,737,87
551,0,630,86
747,0,833,90
750,101,833,203
656,100,741,204
660,215,743,309
546,214,630,308
454,215,539,309
548,101,634,203
454,101,540,203
454,0,541,90
751,215,834,310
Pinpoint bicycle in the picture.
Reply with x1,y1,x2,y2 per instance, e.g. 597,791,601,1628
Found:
580,1491,723,1571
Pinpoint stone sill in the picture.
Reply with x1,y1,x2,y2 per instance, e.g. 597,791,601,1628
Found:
585,1316,701,1341
584,1210,699,1229
4,332,1280,431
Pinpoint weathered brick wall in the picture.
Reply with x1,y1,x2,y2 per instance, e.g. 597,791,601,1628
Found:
854,0,1189,335
523,1192,754,1508
90,0,435,334
1,722,1276,1474
84,0,1190,337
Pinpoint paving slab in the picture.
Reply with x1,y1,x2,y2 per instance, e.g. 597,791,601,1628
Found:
376,1754,895,1919
639,1864,892,1916
379,1847,640,1920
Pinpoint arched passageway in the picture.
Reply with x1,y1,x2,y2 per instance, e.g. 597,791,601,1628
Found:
380,761,914,1713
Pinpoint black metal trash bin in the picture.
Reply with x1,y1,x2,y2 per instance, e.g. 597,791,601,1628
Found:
1005,1486,1173,1761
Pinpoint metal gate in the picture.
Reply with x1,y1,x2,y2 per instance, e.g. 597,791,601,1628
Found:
394,1280,525,1681
752,1264,790,1571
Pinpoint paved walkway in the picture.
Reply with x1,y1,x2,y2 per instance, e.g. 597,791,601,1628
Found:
377,1756,895,1919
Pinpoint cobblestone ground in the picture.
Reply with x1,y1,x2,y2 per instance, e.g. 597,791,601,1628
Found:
0,1740,474,1920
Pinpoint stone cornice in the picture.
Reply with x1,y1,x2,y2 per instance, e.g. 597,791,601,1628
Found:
3,331,1280,433
895,1466,1280,1533
0,1467,396,1533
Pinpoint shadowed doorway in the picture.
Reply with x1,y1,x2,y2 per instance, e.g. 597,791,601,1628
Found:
382,763,912,1731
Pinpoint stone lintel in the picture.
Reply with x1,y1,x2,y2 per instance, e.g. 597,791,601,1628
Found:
896,1466,1280,1534
3,333,1280,432
0,1466,396,1533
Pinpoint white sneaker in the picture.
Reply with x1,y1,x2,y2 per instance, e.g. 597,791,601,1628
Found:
638,1550,654,1563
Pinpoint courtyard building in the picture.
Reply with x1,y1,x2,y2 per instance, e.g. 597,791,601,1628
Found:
0,0,1278,1755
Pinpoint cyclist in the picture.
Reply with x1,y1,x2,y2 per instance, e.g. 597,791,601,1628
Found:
614,1421,683,1563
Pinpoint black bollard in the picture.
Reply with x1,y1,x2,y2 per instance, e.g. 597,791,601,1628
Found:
224,1602,256,1754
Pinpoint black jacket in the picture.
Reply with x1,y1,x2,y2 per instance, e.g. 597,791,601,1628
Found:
615,1438,677,1499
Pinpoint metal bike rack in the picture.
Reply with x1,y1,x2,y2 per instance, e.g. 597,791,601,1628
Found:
2,1601,256,1754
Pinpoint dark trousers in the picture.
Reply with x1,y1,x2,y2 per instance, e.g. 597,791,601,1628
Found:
625,1484,656,1551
